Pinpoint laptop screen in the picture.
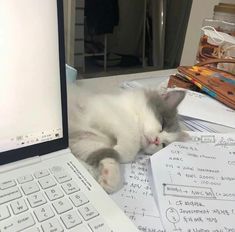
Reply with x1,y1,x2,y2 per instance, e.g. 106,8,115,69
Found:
0,1,68,162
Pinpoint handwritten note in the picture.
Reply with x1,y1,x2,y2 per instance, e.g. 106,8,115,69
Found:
111,154,165,232
189,132,235,149
150,141,235,231
111,133,235,231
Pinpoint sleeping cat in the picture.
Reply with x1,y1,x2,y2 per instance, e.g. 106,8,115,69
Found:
68,84,188,193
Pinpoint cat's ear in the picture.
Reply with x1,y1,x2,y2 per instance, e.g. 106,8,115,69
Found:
162,90,186,108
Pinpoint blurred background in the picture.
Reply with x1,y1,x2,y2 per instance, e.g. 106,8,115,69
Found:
63,0,235,78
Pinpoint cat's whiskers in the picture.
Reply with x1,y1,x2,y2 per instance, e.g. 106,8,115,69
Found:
144,135,152,145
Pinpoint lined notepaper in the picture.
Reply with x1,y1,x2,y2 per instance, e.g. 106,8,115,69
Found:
150,141,235,231
111,154,165,232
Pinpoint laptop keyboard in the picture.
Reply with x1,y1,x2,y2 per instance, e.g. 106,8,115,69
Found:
0,166,111,232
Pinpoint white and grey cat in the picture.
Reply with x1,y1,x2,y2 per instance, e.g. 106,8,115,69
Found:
68,84,188,193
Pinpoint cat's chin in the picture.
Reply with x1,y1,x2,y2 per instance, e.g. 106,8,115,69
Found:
143,144,163,155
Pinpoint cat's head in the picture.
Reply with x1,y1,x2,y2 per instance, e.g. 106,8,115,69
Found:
140,89,188,154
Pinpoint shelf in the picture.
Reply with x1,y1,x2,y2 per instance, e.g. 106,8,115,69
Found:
84,53,105,57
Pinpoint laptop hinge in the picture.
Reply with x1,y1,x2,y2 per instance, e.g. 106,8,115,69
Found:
0,156,41,174
40,148,71,161
0,148,71,174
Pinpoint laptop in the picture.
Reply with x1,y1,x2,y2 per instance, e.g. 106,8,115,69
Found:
0,1,138,231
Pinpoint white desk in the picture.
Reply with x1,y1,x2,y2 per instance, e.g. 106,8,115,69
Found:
74,69,235,230
76,69,176,94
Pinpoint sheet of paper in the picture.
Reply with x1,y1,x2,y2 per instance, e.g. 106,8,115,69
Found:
121,75,170,90
178,90,235,129
150,141,235,231
111,154,165,232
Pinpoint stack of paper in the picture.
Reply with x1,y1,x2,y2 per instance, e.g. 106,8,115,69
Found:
181,116,219,132
177,90,235,130
111,132,235,231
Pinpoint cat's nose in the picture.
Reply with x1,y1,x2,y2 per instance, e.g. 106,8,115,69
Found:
153,137,160,145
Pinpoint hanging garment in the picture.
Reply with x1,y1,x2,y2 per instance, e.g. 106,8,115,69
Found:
85,0,119,35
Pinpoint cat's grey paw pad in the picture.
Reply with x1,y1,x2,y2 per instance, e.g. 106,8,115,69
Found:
98,158,122,194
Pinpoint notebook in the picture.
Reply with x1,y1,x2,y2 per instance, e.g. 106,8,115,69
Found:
0,1,138,231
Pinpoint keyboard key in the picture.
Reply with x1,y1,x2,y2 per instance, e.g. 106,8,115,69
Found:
17,174,34,184
52,198,73,214
51,166,63,173
21,182,40,195
0,187,22,205
88,217,112,232
25,228,40,232
41,218,63,232
70,192,89,207
0,180,16,190
38,176,56,189
53,171,72,183
0,205,10,221
61,210,82,229
70,224,91,232
78,203,99,221
34,205,55,222
27,192,47,208
45,186,64,201
34,169,50,179
0,212,35,232
61,181,80,195
10,199,28,214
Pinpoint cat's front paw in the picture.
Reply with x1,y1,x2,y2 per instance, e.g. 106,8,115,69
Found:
97,158,122,194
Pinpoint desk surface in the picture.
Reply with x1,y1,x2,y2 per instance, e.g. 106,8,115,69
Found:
75,69,235,230
77,69,176,94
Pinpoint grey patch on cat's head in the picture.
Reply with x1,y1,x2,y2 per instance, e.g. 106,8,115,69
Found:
86,148,120,167
145,90,186,132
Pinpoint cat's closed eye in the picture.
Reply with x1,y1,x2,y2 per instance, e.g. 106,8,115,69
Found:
160,118,165,132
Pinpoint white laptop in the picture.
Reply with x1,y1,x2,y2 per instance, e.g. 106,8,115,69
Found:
0,1,138,231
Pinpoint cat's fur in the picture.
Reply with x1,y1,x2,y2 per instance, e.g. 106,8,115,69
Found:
68,84,187,193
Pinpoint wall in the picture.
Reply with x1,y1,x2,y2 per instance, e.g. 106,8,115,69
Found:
63,0,76,66
180,0,220,65
220,0,235,4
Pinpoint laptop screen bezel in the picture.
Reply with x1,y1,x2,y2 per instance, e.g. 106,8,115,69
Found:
0,0,68,165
